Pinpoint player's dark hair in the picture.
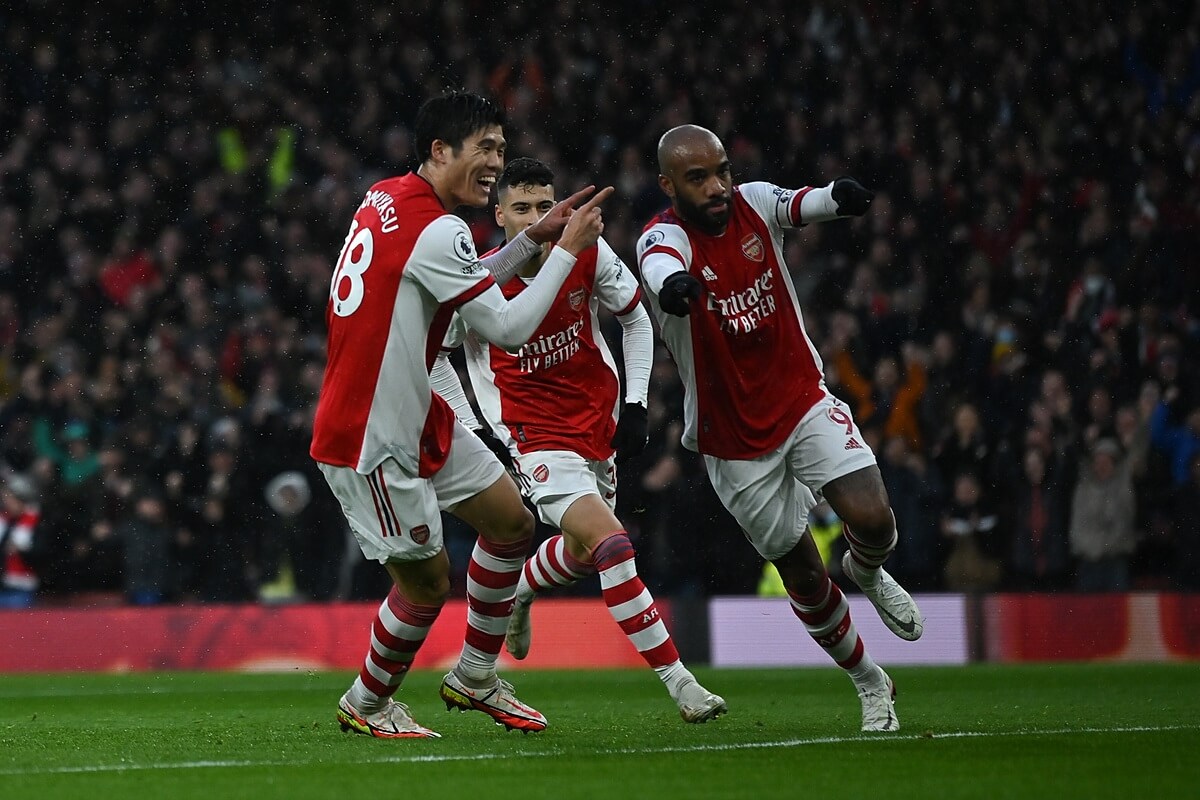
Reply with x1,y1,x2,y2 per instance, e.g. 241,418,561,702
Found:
497,157,555,196
412,91,505,162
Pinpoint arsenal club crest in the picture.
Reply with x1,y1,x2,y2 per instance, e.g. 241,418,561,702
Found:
568,288,587,311
741,233,765,262
410,524,430,544
532,464,550,483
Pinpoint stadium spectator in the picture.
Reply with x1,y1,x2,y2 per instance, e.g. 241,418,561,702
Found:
116,489,172,605
1170,453,1200,590
1069,438,1144,592
933,403,995,491
940,472,1003,591
1005,447,1071,590
875,436,943,590
0,473,42,608
1148,393,1200,487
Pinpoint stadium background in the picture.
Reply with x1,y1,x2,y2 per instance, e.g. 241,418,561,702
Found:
1,0,1198,667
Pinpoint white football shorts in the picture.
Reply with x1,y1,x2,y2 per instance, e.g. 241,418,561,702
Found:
510,449,617,529
703,393,877,561
318,421,506,563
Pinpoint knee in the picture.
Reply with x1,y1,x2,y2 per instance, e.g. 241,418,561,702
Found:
392,565,452,607
490,505,535,544
841,500,894,539
784,562,828,597
416,576,452,606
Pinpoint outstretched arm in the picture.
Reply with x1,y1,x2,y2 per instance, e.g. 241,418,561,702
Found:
478,232,541,285
480,185,605,284
794,177,875,224
460,187,614,350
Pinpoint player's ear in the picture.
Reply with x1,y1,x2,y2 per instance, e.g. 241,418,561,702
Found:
430,138,451,165
658,174,676,199
494,203,505,228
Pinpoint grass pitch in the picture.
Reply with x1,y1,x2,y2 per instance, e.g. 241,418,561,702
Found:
1,664,1195,799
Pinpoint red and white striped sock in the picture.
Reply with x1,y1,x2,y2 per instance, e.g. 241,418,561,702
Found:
789,575,878,683
456,534,531,682
843,516,898,579
347,587,441,712
515,534,595,603
593,532,685,687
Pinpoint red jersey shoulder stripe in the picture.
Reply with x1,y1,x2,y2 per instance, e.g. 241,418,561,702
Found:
789,186,814,225
448,275,496,307
614,287,644,317
642,244,687,267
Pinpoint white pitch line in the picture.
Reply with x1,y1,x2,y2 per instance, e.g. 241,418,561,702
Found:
1,724,1195,777
0,684,325,699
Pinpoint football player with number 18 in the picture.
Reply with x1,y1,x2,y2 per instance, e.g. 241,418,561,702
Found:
309,92,612,738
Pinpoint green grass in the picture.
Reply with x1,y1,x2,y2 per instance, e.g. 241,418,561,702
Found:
1,664,1196,799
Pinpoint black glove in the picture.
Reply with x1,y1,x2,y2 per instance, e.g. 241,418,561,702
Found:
473,427,515,472
831,176,875,216
659,272,704,317
610,403,648,465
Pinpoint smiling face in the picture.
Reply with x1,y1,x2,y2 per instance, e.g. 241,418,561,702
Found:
496,182,556,243
435,124,506,209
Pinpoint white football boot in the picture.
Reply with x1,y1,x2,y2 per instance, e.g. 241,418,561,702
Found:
504,596,533,660
440,670,547,732
857,670,899,732
336,693,441,738
673,677,728,724
842,552,924,641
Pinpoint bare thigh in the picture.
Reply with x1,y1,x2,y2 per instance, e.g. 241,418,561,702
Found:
448,472,534,545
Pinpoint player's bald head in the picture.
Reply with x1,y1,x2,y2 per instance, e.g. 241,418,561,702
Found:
655,125,733,235
657,125,725,176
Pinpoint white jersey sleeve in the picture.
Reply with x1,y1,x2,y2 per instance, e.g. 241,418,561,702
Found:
592,237,642,315
739,181,800,234
442,311,469,351
457,245,578,352
408,215,494,304
635,224,693,295
430,350,477,427
740,180,841,230
591,238,651,407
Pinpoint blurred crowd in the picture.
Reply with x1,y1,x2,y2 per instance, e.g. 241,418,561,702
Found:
2,0,1199,608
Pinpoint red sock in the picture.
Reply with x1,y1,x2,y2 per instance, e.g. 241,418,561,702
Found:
593,532,680,669
516,534,594,600
843,520,898,572
350,587,441,708
457,535,530,680
788,576,865,669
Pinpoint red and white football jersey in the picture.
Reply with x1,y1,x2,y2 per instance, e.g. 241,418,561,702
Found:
310,172,495,477
636,181,827,460
1,508,40,591
448,237,642,461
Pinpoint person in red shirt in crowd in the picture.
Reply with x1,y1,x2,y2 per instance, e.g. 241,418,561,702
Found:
0,474,41,609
